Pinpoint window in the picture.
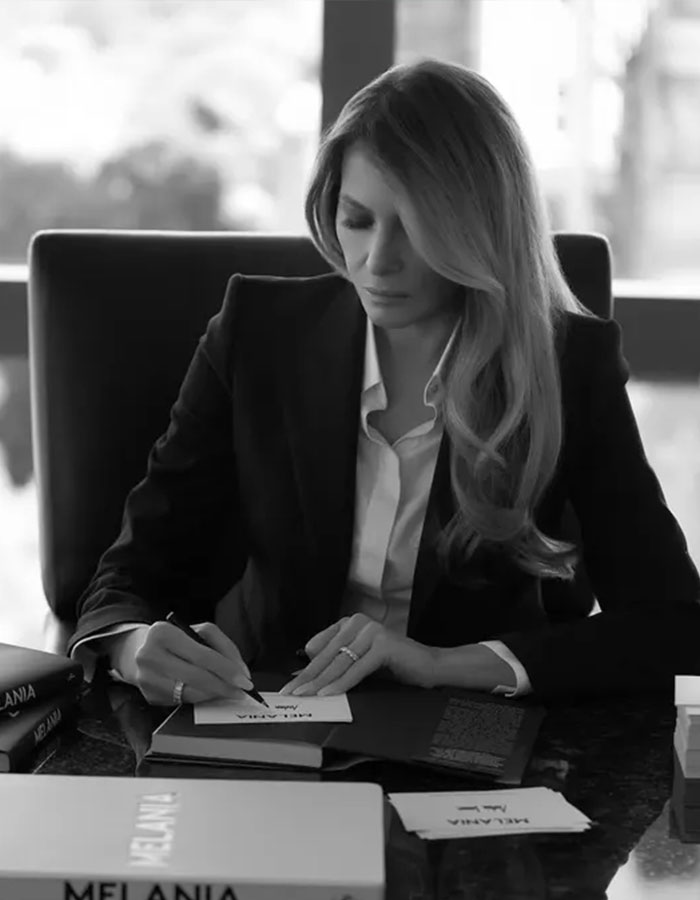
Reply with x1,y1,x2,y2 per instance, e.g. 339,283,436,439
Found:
396,0,700,284
0,0,323,264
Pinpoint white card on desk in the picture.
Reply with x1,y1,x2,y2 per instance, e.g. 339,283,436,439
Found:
194,691,353,725
389,787,591,840
674,675,700,707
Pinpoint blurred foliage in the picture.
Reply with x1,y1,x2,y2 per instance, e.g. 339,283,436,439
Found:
0,0,322,487
0,142,235,260
0,0,322,261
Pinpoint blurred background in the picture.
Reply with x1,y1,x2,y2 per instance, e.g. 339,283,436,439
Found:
1,0,699,658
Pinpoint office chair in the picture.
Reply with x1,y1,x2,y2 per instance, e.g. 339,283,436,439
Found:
27,229,612,637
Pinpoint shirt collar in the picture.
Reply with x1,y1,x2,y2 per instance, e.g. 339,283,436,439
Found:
362,315,461,408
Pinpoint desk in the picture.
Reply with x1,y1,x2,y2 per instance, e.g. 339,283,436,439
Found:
25,678,700,900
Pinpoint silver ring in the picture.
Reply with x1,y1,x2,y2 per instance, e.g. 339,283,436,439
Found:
338,646,360,663
172,679,185,705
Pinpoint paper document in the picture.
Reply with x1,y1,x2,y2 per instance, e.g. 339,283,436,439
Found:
194,692,353,725
675,675,700,708
389,787,592,840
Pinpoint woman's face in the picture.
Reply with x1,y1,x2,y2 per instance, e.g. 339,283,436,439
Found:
335,143,458,330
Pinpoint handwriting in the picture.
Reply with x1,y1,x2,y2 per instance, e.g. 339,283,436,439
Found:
234,712,313,720
447,818,530,826
456,804,507,813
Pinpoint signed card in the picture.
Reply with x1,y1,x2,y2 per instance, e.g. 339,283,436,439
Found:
389,787,591,839
194,692,353,725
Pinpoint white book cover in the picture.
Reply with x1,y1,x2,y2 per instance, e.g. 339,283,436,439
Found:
674,676,700,708
0,774,385,900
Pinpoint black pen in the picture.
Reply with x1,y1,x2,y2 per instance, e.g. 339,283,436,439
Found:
165,611,270,708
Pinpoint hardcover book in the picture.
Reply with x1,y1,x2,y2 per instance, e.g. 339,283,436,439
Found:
146,681,544,786
0,774,385,899
0,691,79,772
674,728,700,778
673,748,700,805
670,759,700,844
676,706,700,749
0,642,82,715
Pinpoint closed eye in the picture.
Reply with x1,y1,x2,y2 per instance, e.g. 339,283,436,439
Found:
339,218,372,230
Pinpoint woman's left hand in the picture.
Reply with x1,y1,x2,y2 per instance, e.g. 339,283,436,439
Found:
279,613,438,696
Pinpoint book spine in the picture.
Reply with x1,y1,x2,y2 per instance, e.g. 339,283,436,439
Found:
676,721,700,750
3,694,77,772
0,668,81,716
1,878,383,899
674,728,700,771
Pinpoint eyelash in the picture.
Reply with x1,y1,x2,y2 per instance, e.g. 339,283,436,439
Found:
339,218,372,231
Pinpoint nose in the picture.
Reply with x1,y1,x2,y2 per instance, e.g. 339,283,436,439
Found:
365,228,403,275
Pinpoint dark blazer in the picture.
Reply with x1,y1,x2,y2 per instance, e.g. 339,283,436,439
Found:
69,273,700,698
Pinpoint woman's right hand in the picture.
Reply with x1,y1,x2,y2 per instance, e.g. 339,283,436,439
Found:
105,621,254,705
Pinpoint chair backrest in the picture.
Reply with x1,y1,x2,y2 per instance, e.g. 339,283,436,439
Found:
28,229,612,622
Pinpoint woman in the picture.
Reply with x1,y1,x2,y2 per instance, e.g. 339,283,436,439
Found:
69,59,700,706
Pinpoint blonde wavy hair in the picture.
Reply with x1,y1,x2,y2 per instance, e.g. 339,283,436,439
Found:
305,58,592,580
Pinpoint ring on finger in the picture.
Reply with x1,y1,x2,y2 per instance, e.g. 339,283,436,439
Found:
172,679,185,705
337,645,360,664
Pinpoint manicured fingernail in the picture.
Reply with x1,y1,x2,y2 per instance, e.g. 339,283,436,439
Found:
235,676,253,691
318,686,334,696
278,684,292,695
292,684,312,696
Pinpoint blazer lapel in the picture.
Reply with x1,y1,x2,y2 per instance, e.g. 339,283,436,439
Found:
406,431,455,637
282,280,366,633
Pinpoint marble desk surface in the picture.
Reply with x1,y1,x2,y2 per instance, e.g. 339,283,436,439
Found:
26,675,700,900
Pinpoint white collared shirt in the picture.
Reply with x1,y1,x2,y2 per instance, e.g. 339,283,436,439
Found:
340,317,531,696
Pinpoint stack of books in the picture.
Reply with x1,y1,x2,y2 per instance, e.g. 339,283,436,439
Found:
0,642,83,772
141,674,546,786
672,675,700,842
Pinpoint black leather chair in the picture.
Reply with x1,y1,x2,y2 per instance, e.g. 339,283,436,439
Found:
27,229,612,638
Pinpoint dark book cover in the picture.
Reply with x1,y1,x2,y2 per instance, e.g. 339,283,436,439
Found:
0,691,79,772
672,749,700,808
669,793,700,844
146,679,544,786
0,643,82,715
137,755,324,781
328,688,544,785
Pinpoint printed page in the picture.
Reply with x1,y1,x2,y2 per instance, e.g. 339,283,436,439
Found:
194,692,353,725
412,694,532,778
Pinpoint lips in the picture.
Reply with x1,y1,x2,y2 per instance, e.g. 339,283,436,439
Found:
365,287,408,298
